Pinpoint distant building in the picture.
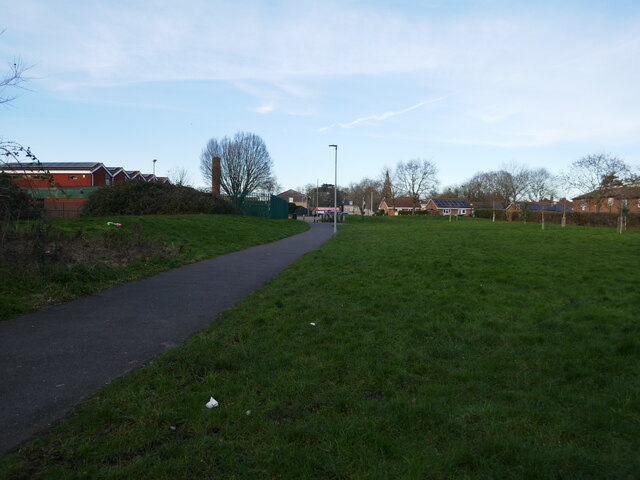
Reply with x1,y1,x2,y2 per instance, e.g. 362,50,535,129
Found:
572,185,640,213
424,198,472,216
1,162,168,218
506,201,573,213
277,189,309,209
342,198,360,215
378,196,420,215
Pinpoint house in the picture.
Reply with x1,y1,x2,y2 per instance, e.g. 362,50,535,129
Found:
342,198,360,215
506,201,574,213
378,196,421,215
277,189,309,209
572,185,640,213
470,202,506,211
424,198,472,216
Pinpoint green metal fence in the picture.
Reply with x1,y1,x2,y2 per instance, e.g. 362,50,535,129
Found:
227,193,288,220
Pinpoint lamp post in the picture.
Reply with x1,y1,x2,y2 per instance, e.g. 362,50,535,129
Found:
153,159,157,176
328,145,337,234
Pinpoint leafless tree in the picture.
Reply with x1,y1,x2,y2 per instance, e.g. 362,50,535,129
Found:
346,177,382,215
498,163,533,205
394,158,438,212
1,29,31,106
199,132,276,204
526,168,557,201
563,153,631,212
0,59,29,106
167,166,192,187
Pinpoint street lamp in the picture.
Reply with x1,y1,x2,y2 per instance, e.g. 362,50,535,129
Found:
153,159,157,176
328,145,337,234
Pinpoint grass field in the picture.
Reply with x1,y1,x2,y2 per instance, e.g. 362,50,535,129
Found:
1,217,639,479
0,214,308,320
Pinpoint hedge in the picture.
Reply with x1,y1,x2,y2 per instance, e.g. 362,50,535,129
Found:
474,209,640,228
81,181,236,216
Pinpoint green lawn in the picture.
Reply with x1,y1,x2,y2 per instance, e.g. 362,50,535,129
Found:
0,214,308,320
2,217,639,479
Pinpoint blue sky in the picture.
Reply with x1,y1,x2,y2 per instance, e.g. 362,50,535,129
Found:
1,0,639,194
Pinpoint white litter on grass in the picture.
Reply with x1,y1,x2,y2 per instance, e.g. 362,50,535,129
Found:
245,410,251,415
206,397,219,408
309,322,316,326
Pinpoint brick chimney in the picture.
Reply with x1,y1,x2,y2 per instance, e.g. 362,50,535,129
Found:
211,156,221,195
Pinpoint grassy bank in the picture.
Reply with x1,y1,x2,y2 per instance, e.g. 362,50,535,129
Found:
1,217,639,478
0,214,307,320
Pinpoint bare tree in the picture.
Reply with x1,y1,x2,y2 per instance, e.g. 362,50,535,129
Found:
498,163,533,205
199,132,276,204
1,29,31,106
564,153,631,212
346,177,381,215
167,166,192,186
526,168,557,201
394,159,438,212
1,59,29,105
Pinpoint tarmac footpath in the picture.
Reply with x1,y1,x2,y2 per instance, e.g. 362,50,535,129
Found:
0,222,334,455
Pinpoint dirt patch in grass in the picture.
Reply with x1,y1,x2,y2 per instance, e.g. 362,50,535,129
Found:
1,229,177,270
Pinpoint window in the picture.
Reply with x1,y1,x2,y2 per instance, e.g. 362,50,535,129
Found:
459,209,467,215
289,197,294,203
607,197,614,206
622,199,628,207
443,208,451,215
581,200,587,211
68,175,78,180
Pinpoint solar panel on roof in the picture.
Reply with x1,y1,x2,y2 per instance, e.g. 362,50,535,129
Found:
434,199,469,208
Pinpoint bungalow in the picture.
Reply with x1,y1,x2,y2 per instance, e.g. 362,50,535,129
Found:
424,198,472,216
378,196,421,215
572,185,640,214
471,202,506,211
506,201,574,213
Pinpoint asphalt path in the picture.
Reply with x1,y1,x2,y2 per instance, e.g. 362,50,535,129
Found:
0,222,334,455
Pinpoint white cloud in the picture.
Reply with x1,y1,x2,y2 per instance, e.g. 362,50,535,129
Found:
253,102,276,114
3,0,640,148
318,94,456,132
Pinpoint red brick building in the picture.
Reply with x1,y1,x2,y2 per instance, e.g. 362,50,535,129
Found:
1,162,165,217
572,185,640,214
378,196,421,215
424,198,472,216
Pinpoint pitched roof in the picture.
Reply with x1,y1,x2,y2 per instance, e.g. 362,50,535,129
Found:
278,189,306,197
381,196,419,208
572,184,640,200
509,202,573,212
472,203,505,210
430,198,471,208
2,162,104,170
